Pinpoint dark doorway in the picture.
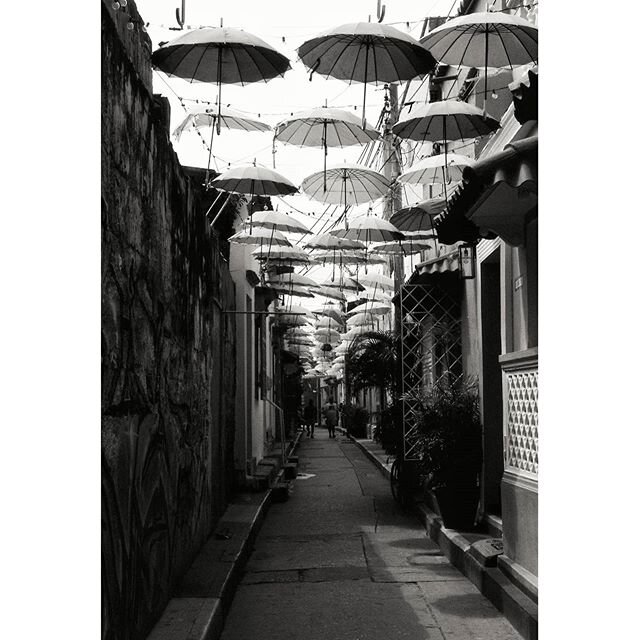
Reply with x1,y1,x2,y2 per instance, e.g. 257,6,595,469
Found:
480,249,503,516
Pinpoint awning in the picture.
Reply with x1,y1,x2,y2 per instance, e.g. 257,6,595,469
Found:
433,125,537,247
415,251,459,276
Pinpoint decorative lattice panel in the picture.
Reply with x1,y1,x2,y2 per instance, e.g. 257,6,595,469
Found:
504,369,538,476
399,280,462,460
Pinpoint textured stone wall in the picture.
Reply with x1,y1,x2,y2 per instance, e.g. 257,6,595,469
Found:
101,3,237,638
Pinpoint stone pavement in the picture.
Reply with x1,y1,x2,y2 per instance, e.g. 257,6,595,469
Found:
219,429,522,640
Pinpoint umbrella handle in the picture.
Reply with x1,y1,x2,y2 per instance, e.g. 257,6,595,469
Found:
175,1,185,29
362,42,370,129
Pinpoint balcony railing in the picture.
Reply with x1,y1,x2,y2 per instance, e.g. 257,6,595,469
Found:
500,348,538,479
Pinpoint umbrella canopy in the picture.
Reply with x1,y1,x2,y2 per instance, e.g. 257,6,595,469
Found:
358,288,392,302
319,276,365,293
153,27,290,129
266,272,319,289
393,101,500,143
346,312,377,327
358,273,394,291
347,300,390,317
315,308,344,323
304,233,366,251
228,228,292,247
313,250,386,266
398,153,474,185
300,164,390,207
297,22,436,125
370,239,432,255
315,328,341,342
342,326,372,342
269,285,315,298
330,215,404,243
252,245,317,265
421,12,538,109
250,210,311,234
210,164,298,196
274,107,378,147
316,316,344,331
312,286,347,302
279,303,314,317
275,314,312,327
390,199,447,233
173,105,271,141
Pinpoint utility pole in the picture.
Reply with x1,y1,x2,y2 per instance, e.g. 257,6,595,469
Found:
381,83,404,294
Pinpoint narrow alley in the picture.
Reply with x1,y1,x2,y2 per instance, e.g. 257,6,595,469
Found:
220,430,520,640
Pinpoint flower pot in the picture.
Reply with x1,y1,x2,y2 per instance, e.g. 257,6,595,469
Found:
433,485,480,531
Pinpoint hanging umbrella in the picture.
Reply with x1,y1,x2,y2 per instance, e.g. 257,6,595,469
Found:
266,272,319,289
304,233,366,251
319,276,365,293
228,228,292,247
390,198,447,233
210,164,298,196
315,328,341,342
398,153,474,186
393,101,499,199
249,210,312,234
275,314,312,327
312,286,347,302
269,285,315,298
330,215,404,243
420,12,538,112
316,316,343,331
301,163,390,210
358,273,394,291
369,239,432,255
315,308,344,324
313,250,386,266
152,27,290,128
297,22,436,127
173,105,272,141
274,106,379,190
342,326,372,342
347,300,390,317
252,245,317,265
346,312,377,327
358,288,391,302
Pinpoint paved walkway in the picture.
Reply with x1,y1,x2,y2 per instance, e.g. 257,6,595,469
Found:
220,430,521,640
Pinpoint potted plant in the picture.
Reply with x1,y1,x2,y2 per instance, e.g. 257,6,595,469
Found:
416,377,483,530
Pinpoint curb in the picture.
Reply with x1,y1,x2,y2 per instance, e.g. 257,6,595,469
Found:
146,432,303,640
346,432,538,640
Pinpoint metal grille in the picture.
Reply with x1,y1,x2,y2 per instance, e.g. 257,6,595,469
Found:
504,368,538,476
398,278,462,460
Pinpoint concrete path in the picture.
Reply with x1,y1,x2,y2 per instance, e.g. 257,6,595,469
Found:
220,431,521,640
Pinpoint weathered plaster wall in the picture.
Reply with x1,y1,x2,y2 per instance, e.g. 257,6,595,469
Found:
101,2,236,639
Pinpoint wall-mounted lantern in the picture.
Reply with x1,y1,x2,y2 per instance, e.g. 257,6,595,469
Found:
458,243,477,279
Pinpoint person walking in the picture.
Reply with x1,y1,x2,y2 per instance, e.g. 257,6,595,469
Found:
323,398,338,439
303,398,316,438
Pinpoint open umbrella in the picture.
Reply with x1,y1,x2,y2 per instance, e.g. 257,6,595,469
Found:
228,228,292,247
398,153,474,186
420,12,538,112
152,27,290,132
369,239,432,255
347,300,390,317
304,233,366,251
316,316,343,331
393,101,499,199
319,276,365,294
301,163,390,212
390,198,447,233
250,210,311,234
346,312,377,327
313,250,386,266
274,106,379,191
312,286,347,303
252,245,317,265
266,272,319,289
330,215,404,243
297,22,436,126
210,164,298,197
358,273,394,291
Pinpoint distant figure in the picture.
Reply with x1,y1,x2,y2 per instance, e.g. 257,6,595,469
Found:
303,399,316,438
324,398,339,439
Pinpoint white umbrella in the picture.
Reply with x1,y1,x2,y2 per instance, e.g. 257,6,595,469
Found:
312,286,347,302
300,163,390,209
228,228,292,247
347,301,390,317
252,245,317,265
319,276,364,293
304,233,366,251
346,312,377,327
330,215,404,244
398,153,474,186
249,210,312,234
266,272,319,289
173,105,272,141
316,316,344,331
358,273,394,291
